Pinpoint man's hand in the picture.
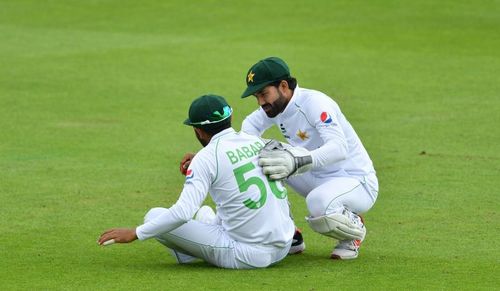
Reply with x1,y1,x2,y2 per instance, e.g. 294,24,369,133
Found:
179,153,196,175
258,140,313,180
98,228,138,246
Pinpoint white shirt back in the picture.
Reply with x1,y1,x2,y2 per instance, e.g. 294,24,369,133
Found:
200,128,294,246
136,128,294,248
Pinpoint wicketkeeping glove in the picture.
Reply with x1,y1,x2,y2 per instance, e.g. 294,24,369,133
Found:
258,140,313,180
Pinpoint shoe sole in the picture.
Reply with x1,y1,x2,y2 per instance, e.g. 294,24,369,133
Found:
330,253,358,260
288,242,305,255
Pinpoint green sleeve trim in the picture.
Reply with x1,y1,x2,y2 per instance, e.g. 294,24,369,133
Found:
212,138,221,183
295,103,315,128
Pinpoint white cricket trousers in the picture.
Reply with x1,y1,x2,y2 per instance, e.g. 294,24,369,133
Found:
286,172,379,216
144,208,291,269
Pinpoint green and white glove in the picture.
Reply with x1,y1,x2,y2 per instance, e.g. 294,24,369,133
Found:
258,140,313,180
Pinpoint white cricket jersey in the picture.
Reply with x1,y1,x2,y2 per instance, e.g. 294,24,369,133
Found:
242,85,376,182
136,128,294,248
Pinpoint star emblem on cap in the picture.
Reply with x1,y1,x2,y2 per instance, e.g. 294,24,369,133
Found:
247,71,255,83
296,129,309,141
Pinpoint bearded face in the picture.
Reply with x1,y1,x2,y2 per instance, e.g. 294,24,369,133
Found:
255,84,290,118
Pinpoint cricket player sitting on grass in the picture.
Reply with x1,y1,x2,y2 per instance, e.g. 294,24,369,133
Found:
240,57,379,260
98,94,295,269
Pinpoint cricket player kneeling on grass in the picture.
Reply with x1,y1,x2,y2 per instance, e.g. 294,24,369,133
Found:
240,57,378,260
98,94,294,269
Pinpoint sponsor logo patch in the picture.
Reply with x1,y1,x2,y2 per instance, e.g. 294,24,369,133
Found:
320,112,333,124
186,169,194,180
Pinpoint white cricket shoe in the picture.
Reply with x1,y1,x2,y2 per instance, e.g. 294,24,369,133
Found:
330,239,362,260
331,213,365,260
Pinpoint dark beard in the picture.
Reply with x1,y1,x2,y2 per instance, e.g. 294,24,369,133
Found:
262,92,289,118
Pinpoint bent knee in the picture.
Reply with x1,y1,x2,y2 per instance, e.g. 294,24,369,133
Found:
306,191,336,217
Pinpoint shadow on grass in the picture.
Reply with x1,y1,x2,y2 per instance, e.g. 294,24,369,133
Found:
96,249,355,273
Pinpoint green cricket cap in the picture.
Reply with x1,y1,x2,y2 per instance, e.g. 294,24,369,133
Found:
241,57,291,98
183,94,232,126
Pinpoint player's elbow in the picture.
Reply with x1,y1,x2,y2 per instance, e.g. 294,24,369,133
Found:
324,139,348,161
170,203,198,224
311,140,348,168
336,140,348,160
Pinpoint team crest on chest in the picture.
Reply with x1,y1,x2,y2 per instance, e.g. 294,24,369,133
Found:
296,129,309,141
320,112,333,124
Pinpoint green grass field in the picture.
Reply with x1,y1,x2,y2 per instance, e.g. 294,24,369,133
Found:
1,0,499,289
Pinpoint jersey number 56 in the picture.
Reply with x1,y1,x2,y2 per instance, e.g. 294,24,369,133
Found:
233,161,287,209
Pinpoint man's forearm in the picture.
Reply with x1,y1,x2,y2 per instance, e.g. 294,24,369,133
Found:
310,139,348,169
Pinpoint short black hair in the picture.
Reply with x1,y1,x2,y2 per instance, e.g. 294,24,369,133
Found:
270,77,297,90
195,118,232,136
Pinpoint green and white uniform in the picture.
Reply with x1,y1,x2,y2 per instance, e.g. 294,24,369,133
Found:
242,85,378,217
136,128,294,269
